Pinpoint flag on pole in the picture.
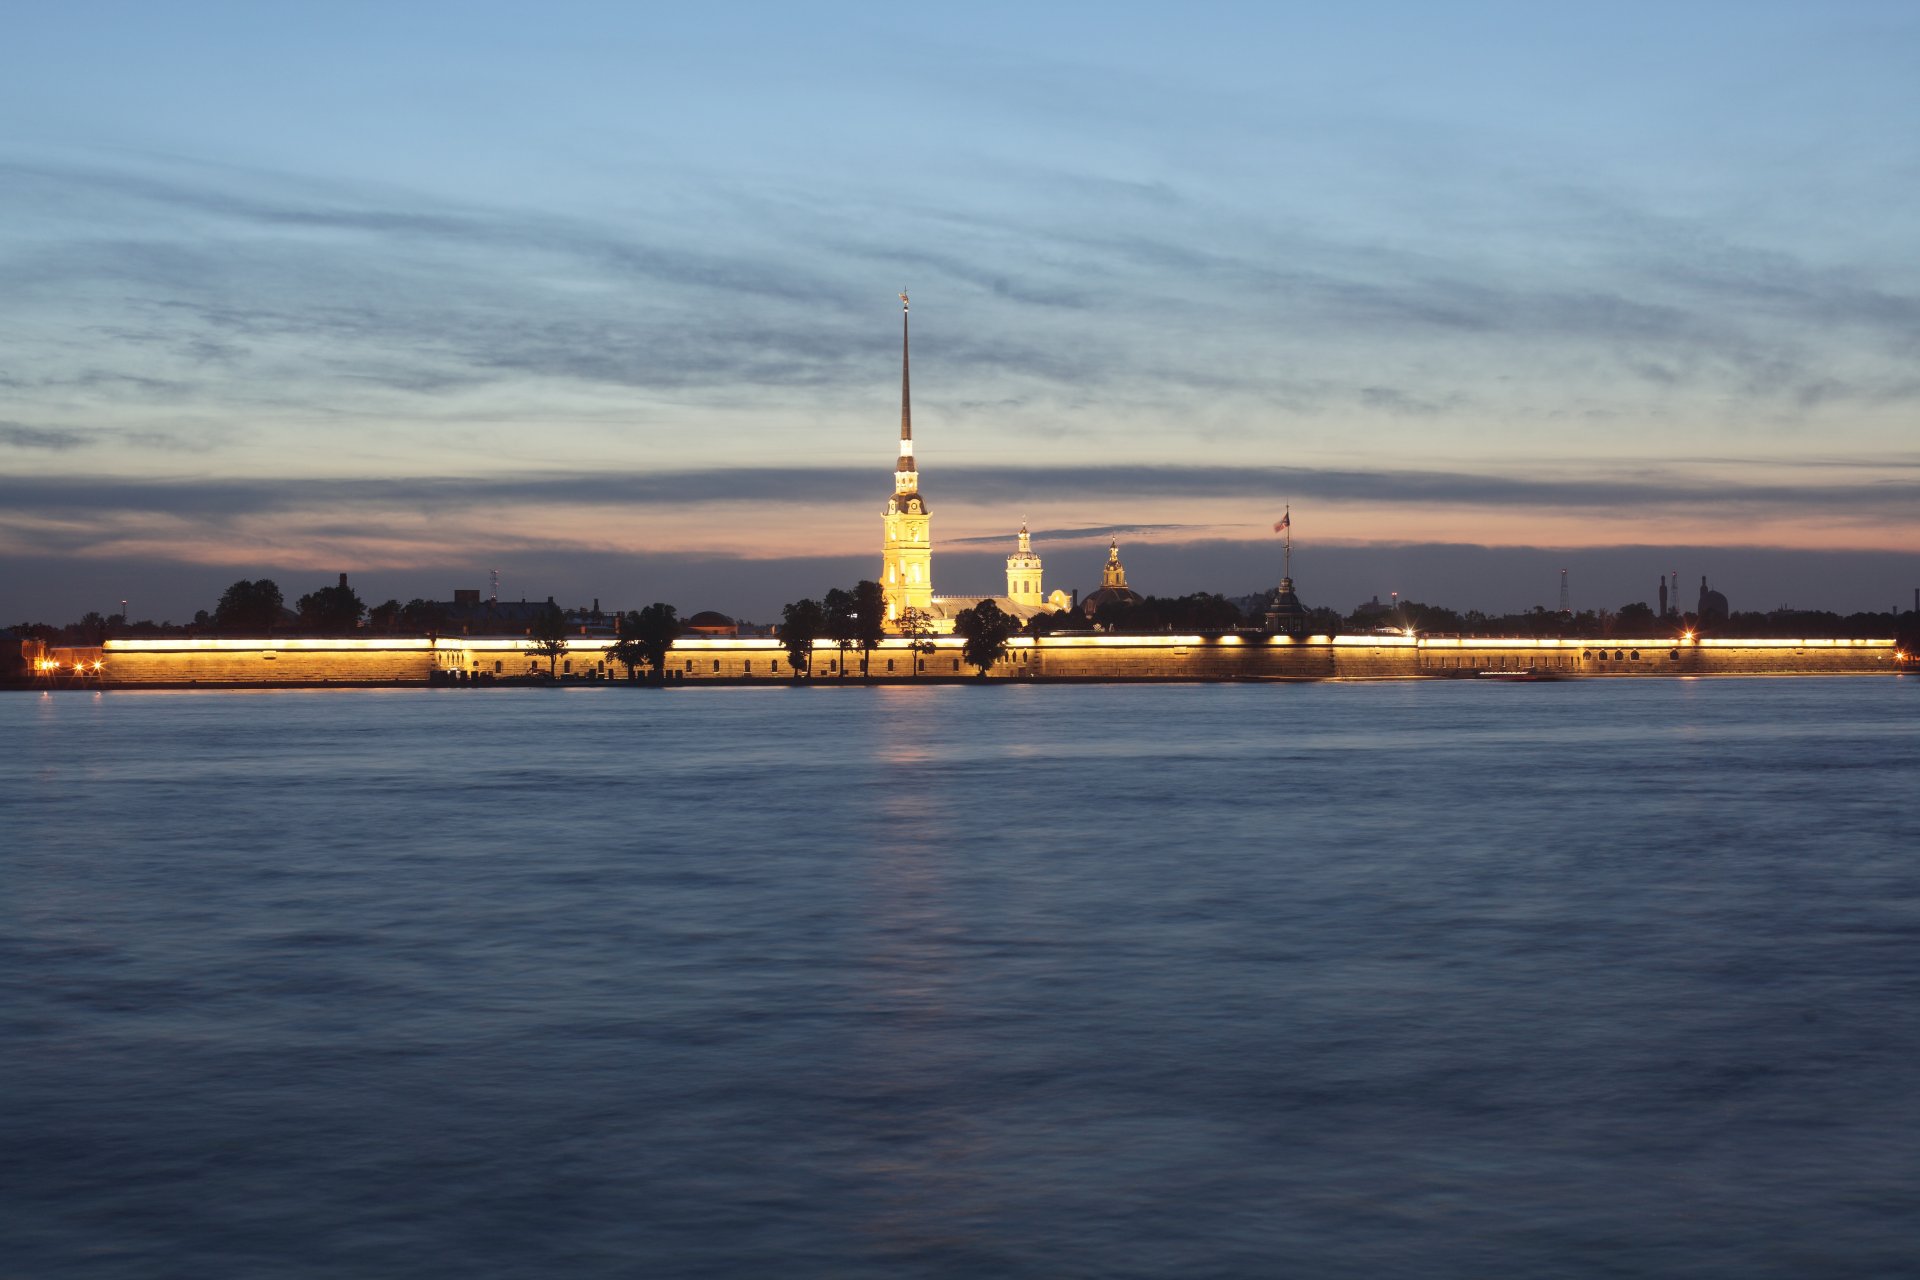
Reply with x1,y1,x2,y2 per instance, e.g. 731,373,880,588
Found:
1273,513,1290,533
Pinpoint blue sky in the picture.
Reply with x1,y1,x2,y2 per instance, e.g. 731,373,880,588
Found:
3,2,1917,620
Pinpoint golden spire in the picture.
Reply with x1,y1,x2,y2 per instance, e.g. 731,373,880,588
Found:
897,291,912,471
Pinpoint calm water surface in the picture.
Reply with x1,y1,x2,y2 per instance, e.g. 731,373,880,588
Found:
4,679,1917,1278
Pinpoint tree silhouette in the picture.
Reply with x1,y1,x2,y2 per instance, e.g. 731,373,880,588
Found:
214,579,284,633
296,581,365,633
779,598,825,678
954,598,1016,676
628,602,681,684
399,598,448,632
852,579,886,677
822,588,856,680
604,623,647,681
897,606,936,678
527,602,570,677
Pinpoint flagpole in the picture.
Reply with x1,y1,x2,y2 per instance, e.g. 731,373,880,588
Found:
1284,505,1291,582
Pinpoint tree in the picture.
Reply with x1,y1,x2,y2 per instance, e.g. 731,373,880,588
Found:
1614,601,1658,633
897,606,936,678
296,581,365,633
527,601,570,677
628,602,681,684
822,588,856,680
953,598,1016,676
368,599,402,632
604,631,647,681
779,598,826,677
399,598,448,633
1027,608,1089,637
852,579,886,677
214,579,284,633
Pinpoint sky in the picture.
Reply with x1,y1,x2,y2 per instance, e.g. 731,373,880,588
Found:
3,1,1918,622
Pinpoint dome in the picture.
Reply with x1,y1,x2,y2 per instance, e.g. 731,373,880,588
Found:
1080,584,1143,617
684,610,738,634
1265,578,1310,634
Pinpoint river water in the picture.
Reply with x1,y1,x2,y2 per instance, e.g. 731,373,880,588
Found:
4,679,1917,1278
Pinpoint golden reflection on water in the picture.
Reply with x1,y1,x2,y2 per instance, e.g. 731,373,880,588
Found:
852,694,1011,1256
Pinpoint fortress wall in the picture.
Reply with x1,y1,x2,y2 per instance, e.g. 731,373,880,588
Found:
51,634,1898,686
1029,636,1342,681
1413,637,1896,677
92,643,437,685
1679,641,1895,676
1328,641,1423,680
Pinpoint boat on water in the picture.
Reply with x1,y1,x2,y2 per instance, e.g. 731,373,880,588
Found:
1476,667,1559,681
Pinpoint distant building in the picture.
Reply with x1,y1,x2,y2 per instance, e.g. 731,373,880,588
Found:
880,293,933,625
1006,521,1044,608
876,295,1065,632
1263,506,1310,634
1264,578,1310,635
1697,576,1730,625
1081,540,1144,618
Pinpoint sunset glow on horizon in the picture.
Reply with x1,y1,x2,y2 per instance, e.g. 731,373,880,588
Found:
4,3,1918,619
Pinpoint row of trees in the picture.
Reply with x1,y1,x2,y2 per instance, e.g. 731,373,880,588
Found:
508,602,690,681
209,578,371,633
13,575,1917,654
1347,598,1914,640
771,581,1022,678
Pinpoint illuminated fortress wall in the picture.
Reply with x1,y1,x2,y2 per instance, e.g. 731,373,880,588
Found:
1411,636,1898,677
72,640,440,685
34,634,1899,686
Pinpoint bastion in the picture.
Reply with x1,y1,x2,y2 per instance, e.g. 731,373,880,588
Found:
19,633,1902,687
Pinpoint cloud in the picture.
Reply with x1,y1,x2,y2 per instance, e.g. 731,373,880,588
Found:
4,461,1919,528
10,150,1920,433
0,421,87,450
0,419,213,454
947,523,1206,546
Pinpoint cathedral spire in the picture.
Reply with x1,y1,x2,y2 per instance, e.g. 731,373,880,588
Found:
897,291,912,473
882,292,932,625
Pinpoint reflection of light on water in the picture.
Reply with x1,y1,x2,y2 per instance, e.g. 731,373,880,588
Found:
851,788,1004,1258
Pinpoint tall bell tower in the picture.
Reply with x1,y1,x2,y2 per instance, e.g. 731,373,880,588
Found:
881,292,932,623
1006,520,1044,607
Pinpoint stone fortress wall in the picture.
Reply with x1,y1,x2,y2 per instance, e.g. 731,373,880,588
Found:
33,633,1900,687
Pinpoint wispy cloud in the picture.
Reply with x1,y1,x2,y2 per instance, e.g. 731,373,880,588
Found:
0,421,87,451
4,462,1918,524
8,151,1920,440
0,419,210,453
946,522,1206,546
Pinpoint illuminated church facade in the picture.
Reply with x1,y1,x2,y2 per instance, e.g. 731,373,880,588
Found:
880,294,1070,633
